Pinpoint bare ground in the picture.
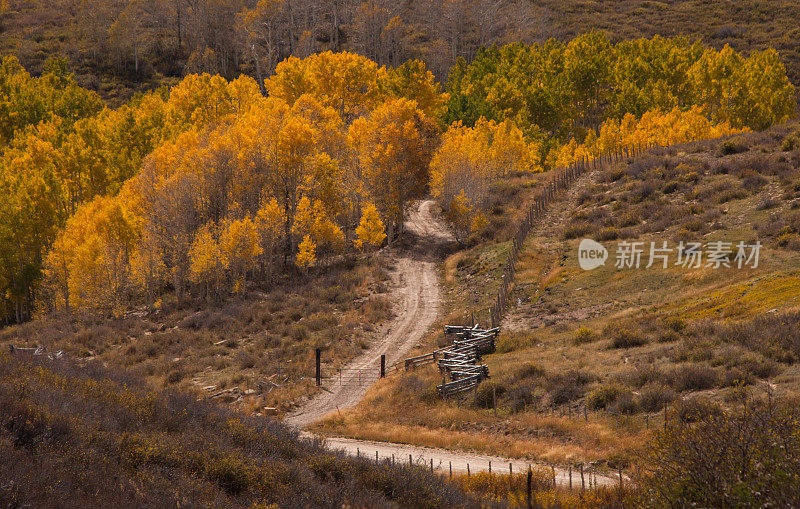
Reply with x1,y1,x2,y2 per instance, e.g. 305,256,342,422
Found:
285,200,454,427
319,436,618,486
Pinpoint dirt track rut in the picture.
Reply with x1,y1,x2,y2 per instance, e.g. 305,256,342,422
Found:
284,200,451,427
284,199,618,486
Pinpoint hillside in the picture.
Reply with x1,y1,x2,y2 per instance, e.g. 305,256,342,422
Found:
315,123,800,470
0,257,393,414
0,350,476,507
0,0,798,103
1,13,799,506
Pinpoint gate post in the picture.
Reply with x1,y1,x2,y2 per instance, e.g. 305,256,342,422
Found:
380,354,386,378
315,348,321,386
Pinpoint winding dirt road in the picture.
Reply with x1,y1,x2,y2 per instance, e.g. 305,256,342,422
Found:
284,199,618,486
284,200,452,428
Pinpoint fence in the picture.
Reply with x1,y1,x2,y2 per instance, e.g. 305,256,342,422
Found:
434,325,498,397
344,443,619,492
460,142,663,329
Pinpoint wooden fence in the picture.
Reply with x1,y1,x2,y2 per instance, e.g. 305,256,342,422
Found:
396,143,663,395
481,142,661,329
434,325,499,397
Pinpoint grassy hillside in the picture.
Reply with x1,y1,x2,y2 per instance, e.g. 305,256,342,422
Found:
0,256,393,414
315,122,800,469
0,350,479,508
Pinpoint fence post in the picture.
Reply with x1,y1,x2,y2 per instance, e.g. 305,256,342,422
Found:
581,463,585,492
527,467,533,509
315,348,321,386
380,354,385,378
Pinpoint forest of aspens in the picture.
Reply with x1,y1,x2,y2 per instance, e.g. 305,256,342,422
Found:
0,34,794,323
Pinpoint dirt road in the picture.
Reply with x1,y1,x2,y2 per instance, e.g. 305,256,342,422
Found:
284,200,452,427
321,436,617,487
285,199,619,486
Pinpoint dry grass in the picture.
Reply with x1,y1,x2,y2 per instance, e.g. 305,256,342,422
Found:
318,124,800,478
0,352,478,508
0,256,393,416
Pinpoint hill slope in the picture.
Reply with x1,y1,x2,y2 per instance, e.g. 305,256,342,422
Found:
0,350,475,508
314,122,800,468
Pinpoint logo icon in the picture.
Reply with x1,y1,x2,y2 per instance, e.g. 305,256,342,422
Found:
578,239,608,270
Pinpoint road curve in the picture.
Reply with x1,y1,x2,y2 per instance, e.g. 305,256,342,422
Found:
284,200,451,428
321,436,618,487
285,199,619,487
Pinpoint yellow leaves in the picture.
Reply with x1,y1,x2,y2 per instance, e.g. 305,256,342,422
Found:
256,198,285,243
553,106,746,168
166,73,265,133
443,191,484,242
354,203,386,251
292,197,345,253
267,51,387,121
219,216,263,272
431,118,536,238
295,235,316,270
385,59,448,119
44,188,142,312
687,44,796,130
347,97,438,228
189,223,223,287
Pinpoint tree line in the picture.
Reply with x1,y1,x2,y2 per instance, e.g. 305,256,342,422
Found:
8,0,544,87
0,34,795,321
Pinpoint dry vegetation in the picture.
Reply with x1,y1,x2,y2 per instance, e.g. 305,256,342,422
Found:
0,256,393,415
0,351,479,508
316,123,800,481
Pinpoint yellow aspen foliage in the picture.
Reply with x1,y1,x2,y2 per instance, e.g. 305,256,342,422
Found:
444,191,476,243
188,223,224,299
385,59,448,118
295,235,317,270
166,73,264,133
218,216,263,293
43,188,141,313
292,197,345,253
347,98,438,237
266,51,388,121
354,203,386,250
291,197,315,239
430,118,537,236
256,197,286,245
552,106,746,168
310,200,345,252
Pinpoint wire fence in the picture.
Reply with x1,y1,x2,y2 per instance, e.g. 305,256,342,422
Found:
448,142,662,329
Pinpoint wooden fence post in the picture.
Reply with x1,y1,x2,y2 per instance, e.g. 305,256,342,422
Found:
315,348,321,386
527,467,533,509
380,354,385,378
581,463,585,492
